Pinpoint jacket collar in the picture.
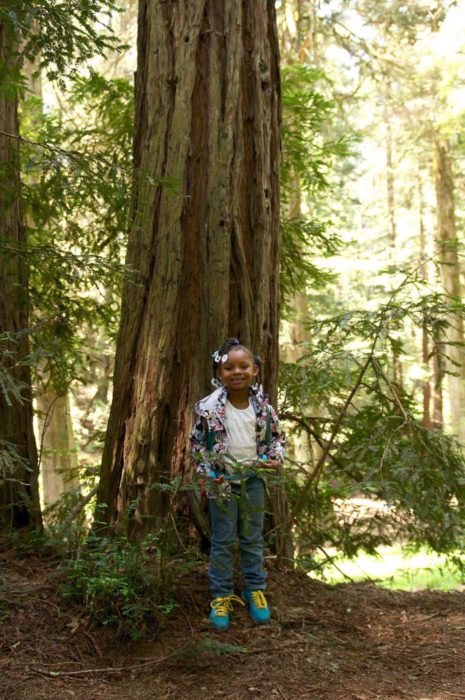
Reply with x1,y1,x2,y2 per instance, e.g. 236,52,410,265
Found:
194,384,268,421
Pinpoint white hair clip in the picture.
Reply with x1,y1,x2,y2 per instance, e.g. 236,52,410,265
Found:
221,353,228,364
213,351,221,363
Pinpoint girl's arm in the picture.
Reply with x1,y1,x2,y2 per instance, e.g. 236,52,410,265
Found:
190,414,213,476
266,405,286,465
190,415,225,489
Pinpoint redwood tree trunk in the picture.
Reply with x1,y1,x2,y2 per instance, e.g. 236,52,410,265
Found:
36,390,79,509
418,176,432,429
0,23,41,529
97,1,283,540
434,137,465,441
384,94,403,393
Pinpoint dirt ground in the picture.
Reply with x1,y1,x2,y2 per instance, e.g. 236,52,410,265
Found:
2,549,465,700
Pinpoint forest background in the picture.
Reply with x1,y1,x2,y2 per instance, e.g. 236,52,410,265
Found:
1,0,465,637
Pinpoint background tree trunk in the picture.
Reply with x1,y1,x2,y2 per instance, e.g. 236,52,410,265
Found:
384,92,404,394
417,174,433,429
0,23,41,529
36,390,79,510
434,136,465,441
97,0,290,557
22,49,79,514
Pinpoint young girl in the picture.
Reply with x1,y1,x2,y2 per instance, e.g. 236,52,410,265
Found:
190,337,285,630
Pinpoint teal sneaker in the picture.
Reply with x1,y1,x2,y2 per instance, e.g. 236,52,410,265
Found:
242,590,270,623
209,594,244,630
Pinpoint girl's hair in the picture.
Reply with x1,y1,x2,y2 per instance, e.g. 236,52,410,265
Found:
211,337,261,379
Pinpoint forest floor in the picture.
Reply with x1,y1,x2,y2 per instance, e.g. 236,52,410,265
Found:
2,548,465,700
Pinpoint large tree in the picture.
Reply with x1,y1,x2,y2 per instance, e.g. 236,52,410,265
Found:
0,0,121,529
97,0,284,540
0,21,41,528
434,136,465,441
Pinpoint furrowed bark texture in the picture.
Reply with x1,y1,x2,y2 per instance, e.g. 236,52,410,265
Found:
434,137,465,442
97,1,282,535
0,23,41,529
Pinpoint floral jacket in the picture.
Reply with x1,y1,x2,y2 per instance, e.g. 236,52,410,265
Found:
190,384,286,477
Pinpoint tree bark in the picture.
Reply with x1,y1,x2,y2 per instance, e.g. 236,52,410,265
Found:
97,1,285,546
418,175,432,429
36,390,79,510
384,93,404,394
0,22,41,529
22,48,79,515
432,327,444,429
434,137,465,441
385,102,397,257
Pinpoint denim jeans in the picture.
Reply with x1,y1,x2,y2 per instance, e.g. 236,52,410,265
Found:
208,476,267,597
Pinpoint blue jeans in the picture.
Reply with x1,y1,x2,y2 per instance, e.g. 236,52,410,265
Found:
209,476,267,597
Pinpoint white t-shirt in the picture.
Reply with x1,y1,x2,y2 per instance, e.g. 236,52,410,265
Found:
225,400,257,466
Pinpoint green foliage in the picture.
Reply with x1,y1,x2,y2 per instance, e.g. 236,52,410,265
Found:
352,0,452,42
17,75,135,392
317,0,453,79
334,407,465,552
13,74,177,395
0,332,28,407
21,75,134,247
281,64,350,199
49,475,206,639
0,440,32,487
278,3,465,568
282,267,459,414
61,531,175,640
280,64,352,306
0,0,124,92
280,264,465,568
280,219,342,313
0,330,35,489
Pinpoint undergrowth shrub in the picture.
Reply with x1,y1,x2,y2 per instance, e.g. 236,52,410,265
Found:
279,273,465,575
61,531,179,640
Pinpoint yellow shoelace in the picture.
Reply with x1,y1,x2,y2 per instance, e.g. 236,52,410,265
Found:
250,590,268,609
211,594,245,617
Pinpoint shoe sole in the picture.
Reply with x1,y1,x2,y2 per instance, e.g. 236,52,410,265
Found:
248,615,270,624
210,623,229,630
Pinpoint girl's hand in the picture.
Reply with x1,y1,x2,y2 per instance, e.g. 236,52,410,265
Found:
256,458,281,470
264,459,281,470
198,477,208,497
207,470,225,484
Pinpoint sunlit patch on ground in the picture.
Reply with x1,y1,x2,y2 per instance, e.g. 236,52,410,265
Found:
310,544,464,591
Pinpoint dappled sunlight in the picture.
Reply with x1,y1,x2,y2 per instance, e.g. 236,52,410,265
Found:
310,545,463,591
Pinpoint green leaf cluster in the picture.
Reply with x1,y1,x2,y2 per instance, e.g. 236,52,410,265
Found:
0,0,124,93
280,63,352,307
17,74,135,392
61,531,169,640
280,264,465,567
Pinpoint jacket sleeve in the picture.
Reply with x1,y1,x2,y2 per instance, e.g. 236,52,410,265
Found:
267,405,286,463
189,413,212,476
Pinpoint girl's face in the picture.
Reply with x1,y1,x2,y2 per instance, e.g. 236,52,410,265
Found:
217,349,258,393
